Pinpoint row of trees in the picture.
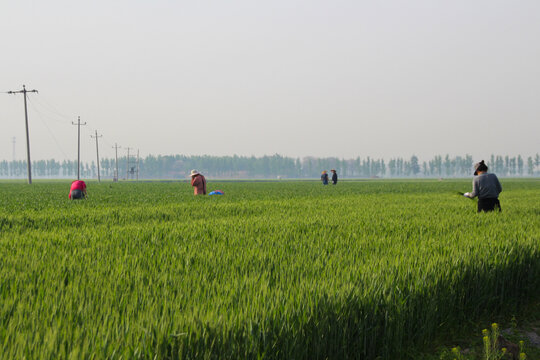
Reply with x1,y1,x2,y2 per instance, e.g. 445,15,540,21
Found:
1,154,539,179
0,160,98,178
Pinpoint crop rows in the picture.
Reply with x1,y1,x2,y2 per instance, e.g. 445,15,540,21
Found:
0,180,539,359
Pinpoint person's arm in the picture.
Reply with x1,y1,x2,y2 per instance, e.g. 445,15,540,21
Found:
469,178,478,199
465,178,478,198
192,176,201,187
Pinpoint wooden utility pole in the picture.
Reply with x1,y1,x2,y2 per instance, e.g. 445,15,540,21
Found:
125,147,132,180
136,149,140,181
6,85,38,184
71,116,87,180
91,130,102,182
112,143,121,182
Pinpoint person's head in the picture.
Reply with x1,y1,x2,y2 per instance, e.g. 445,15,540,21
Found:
322,170,327,174
331,169,336,173
190,169,200,177
474,160,488,175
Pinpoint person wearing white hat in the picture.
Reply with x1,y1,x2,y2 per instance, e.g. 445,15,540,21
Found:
190,170,207,195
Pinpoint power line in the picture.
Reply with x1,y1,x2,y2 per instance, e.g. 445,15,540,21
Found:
6,85,38,184
26,95,70,159
30,93,74,122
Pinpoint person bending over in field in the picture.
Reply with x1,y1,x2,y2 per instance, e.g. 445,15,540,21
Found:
190,170,207,195
463,160,502,212
69,180,87,200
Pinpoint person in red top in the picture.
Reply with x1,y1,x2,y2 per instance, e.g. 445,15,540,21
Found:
69,180,87,199
190,170,207,195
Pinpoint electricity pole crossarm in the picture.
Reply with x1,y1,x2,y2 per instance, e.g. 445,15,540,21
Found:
5,85,38,184
72,116,87,180
6,85,38,95
90,130,103,182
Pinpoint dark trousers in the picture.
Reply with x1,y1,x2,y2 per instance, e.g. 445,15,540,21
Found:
70,189,84,200
478,198,501,213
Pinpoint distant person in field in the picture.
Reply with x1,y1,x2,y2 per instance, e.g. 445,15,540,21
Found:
69,180,87,200
463,160,502,212
331,169,338,185
321,170,329,185
190,170,207,195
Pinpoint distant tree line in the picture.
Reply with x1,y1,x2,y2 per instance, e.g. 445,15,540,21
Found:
1,154,539,179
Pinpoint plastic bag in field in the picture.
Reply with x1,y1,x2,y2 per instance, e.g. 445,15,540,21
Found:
209,190,224,195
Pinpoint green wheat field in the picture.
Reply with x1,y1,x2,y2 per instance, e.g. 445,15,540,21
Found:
0,179,539,359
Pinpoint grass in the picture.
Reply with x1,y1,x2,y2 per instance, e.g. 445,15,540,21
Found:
0,179,539,359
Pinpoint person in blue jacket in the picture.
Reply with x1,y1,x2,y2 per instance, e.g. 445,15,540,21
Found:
321,171,329,185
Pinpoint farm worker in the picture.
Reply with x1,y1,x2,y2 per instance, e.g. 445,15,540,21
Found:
331,169,338,185
463,160,502,212
190,170,207,195
69,180,87,200
321,171,329,185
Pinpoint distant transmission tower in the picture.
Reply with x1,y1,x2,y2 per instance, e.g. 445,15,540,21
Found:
12,137,16,162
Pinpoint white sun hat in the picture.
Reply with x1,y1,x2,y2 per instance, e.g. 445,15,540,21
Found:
190,169,200,177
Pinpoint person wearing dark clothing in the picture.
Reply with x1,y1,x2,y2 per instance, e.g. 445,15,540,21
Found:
331,169,338,185
463,160,502,212
69,180,87,200
321,171,329,185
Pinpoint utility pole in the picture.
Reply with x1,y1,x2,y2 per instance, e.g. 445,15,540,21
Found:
125,147,132,180
7,85,38,184
112,143,121,182
71,116,87,180
12,137,16,162
90,130,102,182
136,149,140,181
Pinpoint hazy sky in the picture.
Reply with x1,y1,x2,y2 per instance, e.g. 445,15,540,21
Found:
1,0,539,163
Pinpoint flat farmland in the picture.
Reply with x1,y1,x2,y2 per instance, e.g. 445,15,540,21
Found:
0,179,539,359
